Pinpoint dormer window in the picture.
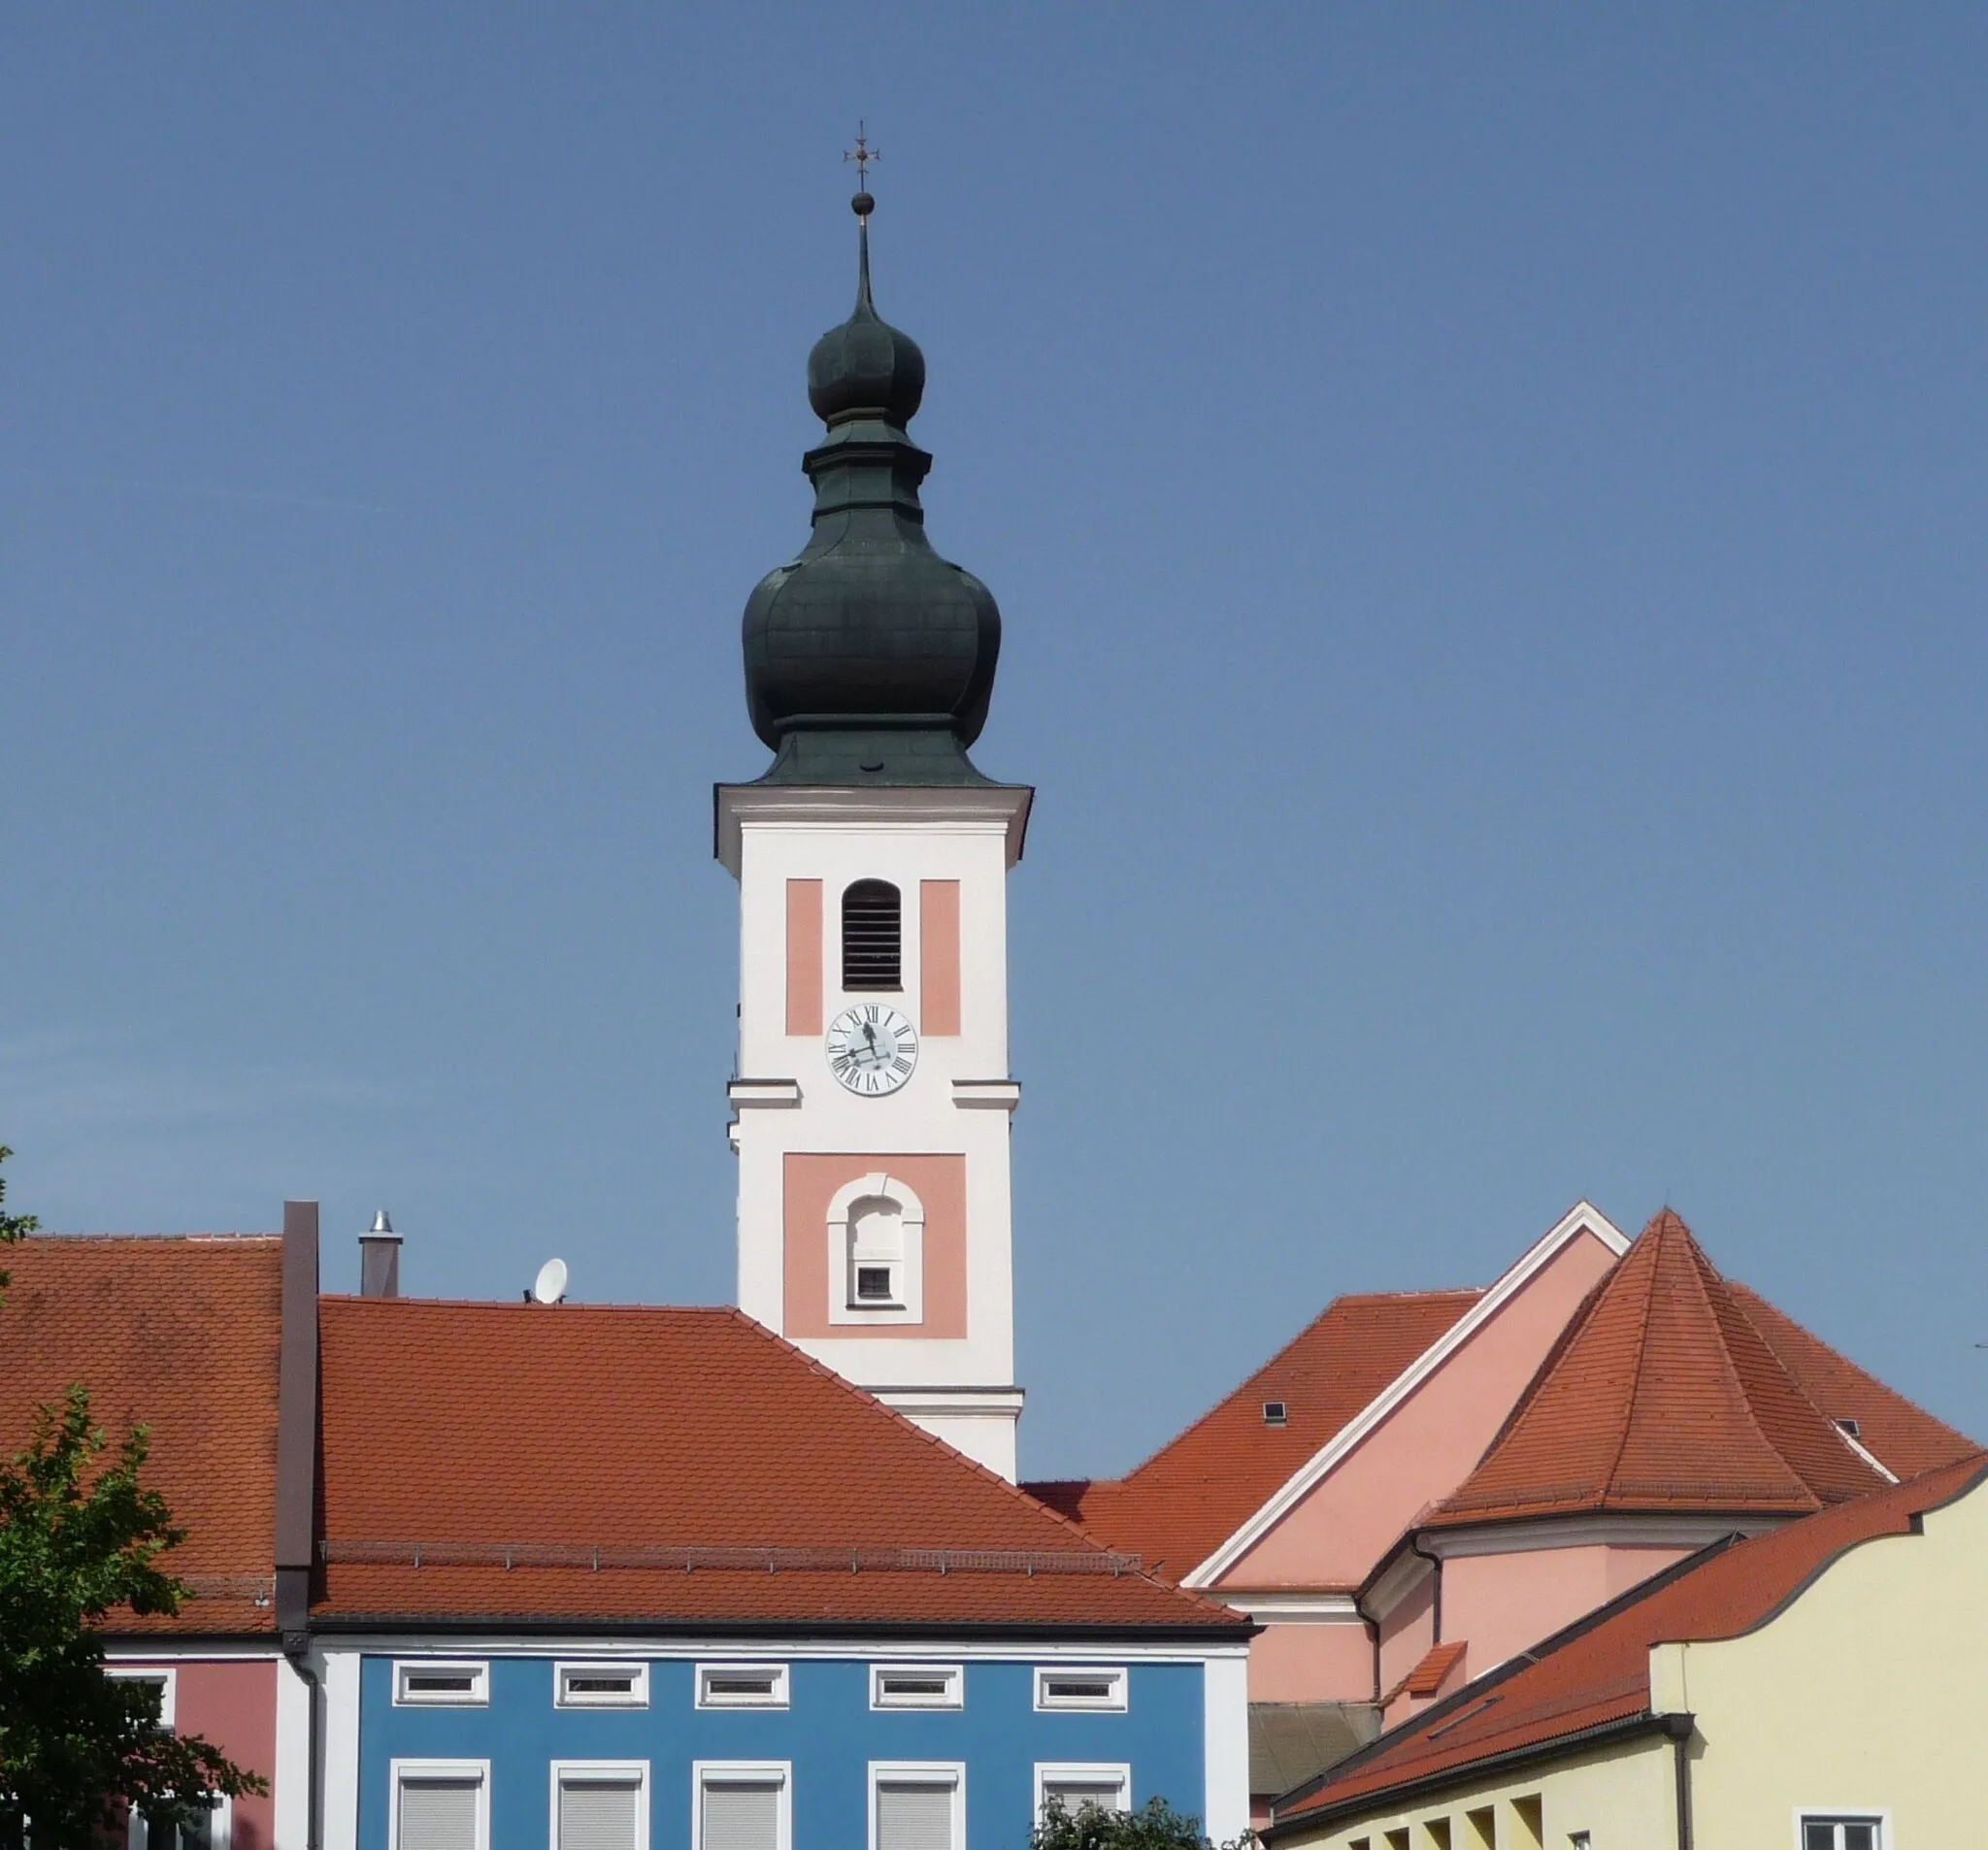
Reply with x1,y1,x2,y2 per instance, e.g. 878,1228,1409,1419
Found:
1262,1402,1288,1427
843,881,902,990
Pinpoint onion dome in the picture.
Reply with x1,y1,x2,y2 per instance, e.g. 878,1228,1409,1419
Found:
741,190,1002,785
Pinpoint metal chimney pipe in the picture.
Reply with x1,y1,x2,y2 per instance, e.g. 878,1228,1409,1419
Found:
358,1210,402,1298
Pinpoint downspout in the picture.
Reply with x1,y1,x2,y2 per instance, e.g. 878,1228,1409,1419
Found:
1410,1532,1442,1643
275,1202,322,1850
1656,1712,1695,1850
283,1651,323,1850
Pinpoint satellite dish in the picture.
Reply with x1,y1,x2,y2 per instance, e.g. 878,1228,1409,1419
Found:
530,1257,569,1305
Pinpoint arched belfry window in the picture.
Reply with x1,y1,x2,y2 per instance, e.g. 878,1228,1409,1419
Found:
842,880,902,990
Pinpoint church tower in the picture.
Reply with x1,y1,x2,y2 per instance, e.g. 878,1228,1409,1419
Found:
717,182,1030,1479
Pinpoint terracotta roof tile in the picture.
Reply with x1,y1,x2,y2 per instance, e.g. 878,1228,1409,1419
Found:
0,1236,283,1634
1428,1212,1887,1525
1727,1281,1977,1480
315,1298,1247,1634
1402,1640,1468,1700
1024,1292,1479,1579
1276,1450,1988,1826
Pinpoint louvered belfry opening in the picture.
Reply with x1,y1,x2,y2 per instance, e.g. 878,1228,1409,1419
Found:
843,879,902,989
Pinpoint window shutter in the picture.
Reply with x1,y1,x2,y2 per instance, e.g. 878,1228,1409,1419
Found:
1044,1782,1123,1814
398,1780,480,1850
876,1784,953,1850
701,1782,779,1850
559,1781,639,1850
842,882,902,990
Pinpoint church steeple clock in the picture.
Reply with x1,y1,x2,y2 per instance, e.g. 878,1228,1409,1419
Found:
716,182,1030,1479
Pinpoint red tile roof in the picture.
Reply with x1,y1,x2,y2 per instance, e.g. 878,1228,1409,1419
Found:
315,1297,1249,1634
1427,1212,1890,1526
0,1236,284,1634
1026,1291,1481,1580
1401,1640,1468,1700
1727,1280,1976,1480
1275,1449,1988,1828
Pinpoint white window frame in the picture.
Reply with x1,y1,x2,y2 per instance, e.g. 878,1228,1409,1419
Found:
1796,1815,1889,1850
387,1760,491,1850
393,1661,490,1707
555,1662,651,1709
691,1762,791,1850
548,1761,648,1850
124,1792,232,1850
869,1764,965,1850
1033,1666,1128,1712
695,1663,790,1710
1034,1765,1131,1822
107,1667,178,1728
870,1664,964,1711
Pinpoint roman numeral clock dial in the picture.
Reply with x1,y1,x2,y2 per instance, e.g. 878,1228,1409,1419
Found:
825,1004,919,1096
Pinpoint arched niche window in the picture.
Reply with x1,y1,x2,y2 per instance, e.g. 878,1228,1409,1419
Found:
842,879,902,991
827,1172,926,1325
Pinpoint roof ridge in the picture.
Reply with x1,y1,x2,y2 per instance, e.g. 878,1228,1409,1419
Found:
1597,1226,1662,1501
1669,1226,1794,1495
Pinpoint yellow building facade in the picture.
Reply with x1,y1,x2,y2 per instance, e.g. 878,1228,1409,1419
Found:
1273,1460,1986,1850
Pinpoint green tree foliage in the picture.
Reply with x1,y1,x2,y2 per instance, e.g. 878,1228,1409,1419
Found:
1031,1797,1256,1850
0,1144,39,1295
0,1147,268,1849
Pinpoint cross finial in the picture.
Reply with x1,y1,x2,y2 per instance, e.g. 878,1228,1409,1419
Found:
844,121,879,198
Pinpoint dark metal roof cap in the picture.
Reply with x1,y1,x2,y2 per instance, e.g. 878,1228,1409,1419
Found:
739,190,1003,787
808,204,926,428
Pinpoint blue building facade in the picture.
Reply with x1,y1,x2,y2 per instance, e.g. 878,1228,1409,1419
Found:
325,1644,1246,1850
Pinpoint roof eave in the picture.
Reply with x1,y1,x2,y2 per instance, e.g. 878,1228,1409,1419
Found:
308,1611,1255,1642
1264,1710,1667,1837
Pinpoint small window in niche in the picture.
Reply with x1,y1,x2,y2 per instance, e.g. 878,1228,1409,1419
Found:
842,881,902,990
855,1266,895,1303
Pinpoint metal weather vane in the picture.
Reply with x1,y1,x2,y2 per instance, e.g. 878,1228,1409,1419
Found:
845,122,879,213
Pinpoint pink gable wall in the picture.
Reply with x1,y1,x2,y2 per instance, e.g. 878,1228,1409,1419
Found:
1216,1229,1618,1592
1441,1541,1695,1674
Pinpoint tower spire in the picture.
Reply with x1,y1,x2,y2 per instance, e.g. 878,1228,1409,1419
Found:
737,159,1003,787
845,121,878,308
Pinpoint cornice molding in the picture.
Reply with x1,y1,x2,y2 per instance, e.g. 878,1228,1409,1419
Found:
715,783,1034,875
1420,1512,1791,1560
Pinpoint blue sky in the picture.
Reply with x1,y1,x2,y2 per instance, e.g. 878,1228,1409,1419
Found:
4,8,1984,1479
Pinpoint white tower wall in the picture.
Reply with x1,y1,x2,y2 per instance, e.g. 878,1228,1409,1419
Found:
717,783,1031,1478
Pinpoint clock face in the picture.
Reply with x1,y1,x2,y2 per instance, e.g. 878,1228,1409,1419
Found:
825,1003,919,1096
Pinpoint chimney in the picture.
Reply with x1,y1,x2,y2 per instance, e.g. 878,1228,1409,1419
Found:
359,1210,402,1298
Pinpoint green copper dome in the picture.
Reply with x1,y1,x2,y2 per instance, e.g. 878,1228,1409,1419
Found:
741,193,1002,786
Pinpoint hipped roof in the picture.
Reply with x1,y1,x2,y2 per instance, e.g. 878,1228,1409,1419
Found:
314,1297,1249,1635
1427,1211,1900,1525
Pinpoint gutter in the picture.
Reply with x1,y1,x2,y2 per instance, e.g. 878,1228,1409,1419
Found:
306,1613,1256,1643
274,1202,322,1850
